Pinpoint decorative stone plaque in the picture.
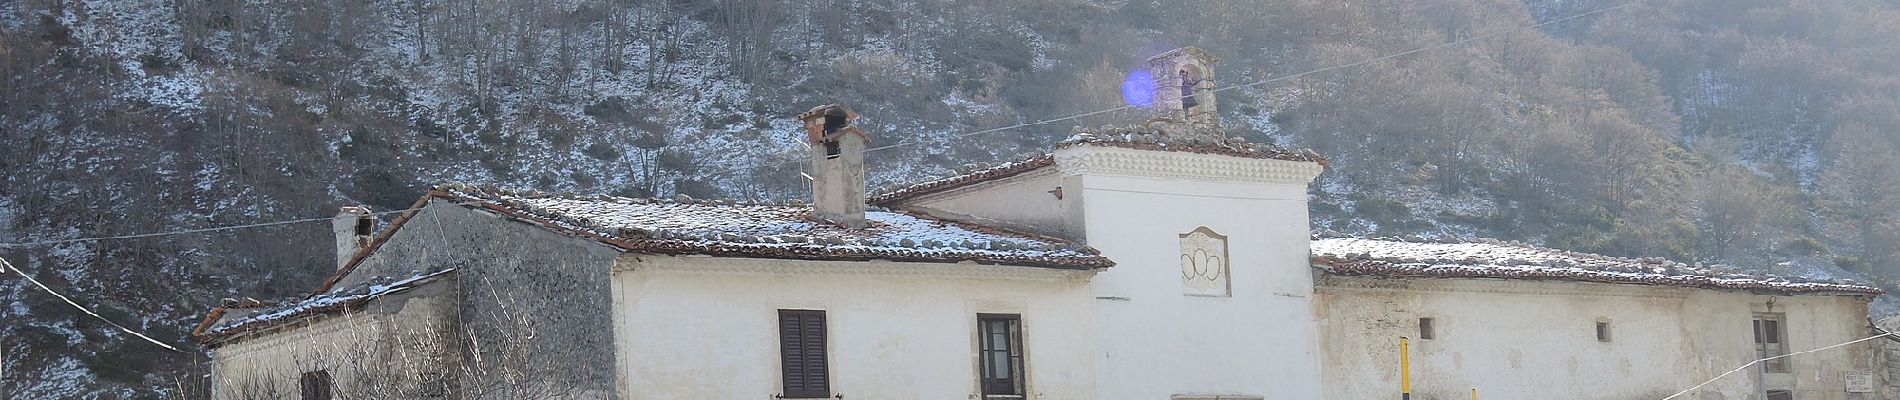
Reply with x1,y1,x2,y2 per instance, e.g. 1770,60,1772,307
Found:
1180,227,1230,296
1844,371,1873,393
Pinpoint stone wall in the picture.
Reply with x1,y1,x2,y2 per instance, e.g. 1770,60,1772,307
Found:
332,199,622,399
1873,335,1900,399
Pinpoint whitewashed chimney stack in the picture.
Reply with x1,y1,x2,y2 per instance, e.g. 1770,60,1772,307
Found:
798,105,869,228
333,206,374,270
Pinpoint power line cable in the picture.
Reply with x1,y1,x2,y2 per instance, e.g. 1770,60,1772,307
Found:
0,208,414,248
0,257,182,352
691,0,1644,179
0,2,1649,246
1659,329,1898,399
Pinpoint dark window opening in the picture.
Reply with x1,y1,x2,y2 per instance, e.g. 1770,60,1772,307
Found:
823,114,847,135
300,370,333,400
1596,321,1612,342
353,216,373,236
1754,313,1788,373
824,140,841,159
1179,69,1200,110
1418,317,1435,340
779,309,830,398
1765,389,1793,400
979,314,1025,397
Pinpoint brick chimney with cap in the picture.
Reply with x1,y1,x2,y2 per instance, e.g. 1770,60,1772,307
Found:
333,206,374,270
798,104,870,228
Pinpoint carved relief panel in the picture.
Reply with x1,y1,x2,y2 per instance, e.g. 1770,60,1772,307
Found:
1180,227,1230,296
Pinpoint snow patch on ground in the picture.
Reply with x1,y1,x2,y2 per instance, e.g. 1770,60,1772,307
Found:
12,356,93,399
0,197,17,240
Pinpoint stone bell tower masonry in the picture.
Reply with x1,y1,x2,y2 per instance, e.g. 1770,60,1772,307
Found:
1148,46,1222,141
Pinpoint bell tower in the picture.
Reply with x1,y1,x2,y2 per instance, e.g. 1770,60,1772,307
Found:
1147,47,1220,139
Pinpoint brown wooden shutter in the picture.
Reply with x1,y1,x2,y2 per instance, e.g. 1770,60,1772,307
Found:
779,309,830,398
300,370,333,400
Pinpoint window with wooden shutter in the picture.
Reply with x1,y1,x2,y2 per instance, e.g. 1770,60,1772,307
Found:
978,314,1025,397
1754,313,1788,373
779,309,830,398
300,370,333,400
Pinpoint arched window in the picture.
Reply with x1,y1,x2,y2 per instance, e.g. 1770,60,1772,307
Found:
1179,67,1201,110
821,108,848,159
823,114,847,135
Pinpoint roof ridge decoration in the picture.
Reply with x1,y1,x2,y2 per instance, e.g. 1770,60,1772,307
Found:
1055,142,1326,185
427,183,1115,270
1057,122,1328,165
1310,237,1883,295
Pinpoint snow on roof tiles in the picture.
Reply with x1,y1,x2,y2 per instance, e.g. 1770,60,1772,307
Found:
434,184,1113,269
1311,238,1882,295
870,154,1055,206
198,268,457,341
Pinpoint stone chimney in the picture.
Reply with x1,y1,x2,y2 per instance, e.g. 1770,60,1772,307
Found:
799,104,869,228
333,206,374,270
1148,46,1221,139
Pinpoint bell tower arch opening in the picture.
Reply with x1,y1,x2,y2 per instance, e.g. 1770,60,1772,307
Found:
1146,47,1220,137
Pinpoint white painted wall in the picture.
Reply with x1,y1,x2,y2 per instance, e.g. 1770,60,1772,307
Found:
610,256,1098,400
208,284,455,400
904,167,1078,239
1059,146,1327,399
1317,277,1879,400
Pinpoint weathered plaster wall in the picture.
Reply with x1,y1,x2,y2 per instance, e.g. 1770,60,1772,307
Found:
209,280,458,400
903,167,1079,239
1061,146,1327,399
1677,290,1877,400
1874,336,1900,399
332,200,623,399
609,256,1098,400
1316,276,1879,400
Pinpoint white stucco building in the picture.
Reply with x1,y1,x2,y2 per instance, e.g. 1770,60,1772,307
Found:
194,47,1890,400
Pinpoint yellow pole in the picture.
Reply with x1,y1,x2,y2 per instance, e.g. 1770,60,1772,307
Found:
1400,336,1412,400
1472,388,1478,400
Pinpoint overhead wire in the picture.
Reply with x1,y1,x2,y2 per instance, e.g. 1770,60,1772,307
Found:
0,208,414,248
0,257,182,352
687,0,1646,180
0,0,1649,354
1659,329,1898,399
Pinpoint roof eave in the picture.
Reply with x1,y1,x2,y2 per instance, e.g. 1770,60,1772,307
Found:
434,189,1114,270
1312,258,1883,296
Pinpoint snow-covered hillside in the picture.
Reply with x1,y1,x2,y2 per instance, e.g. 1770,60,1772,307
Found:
3,0,1899,397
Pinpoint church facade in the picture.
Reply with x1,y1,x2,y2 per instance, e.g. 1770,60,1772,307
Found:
193,48,1889,400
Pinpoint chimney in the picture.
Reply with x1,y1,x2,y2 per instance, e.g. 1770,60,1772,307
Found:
333,206,374,270
798,104,869,228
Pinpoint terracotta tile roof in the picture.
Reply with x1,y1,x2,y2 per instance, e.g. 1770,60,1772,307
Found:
194,269,457,342
1311,238,1884,295
869,154,1055,206
1057,125,1328,165
433,184,1114,269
